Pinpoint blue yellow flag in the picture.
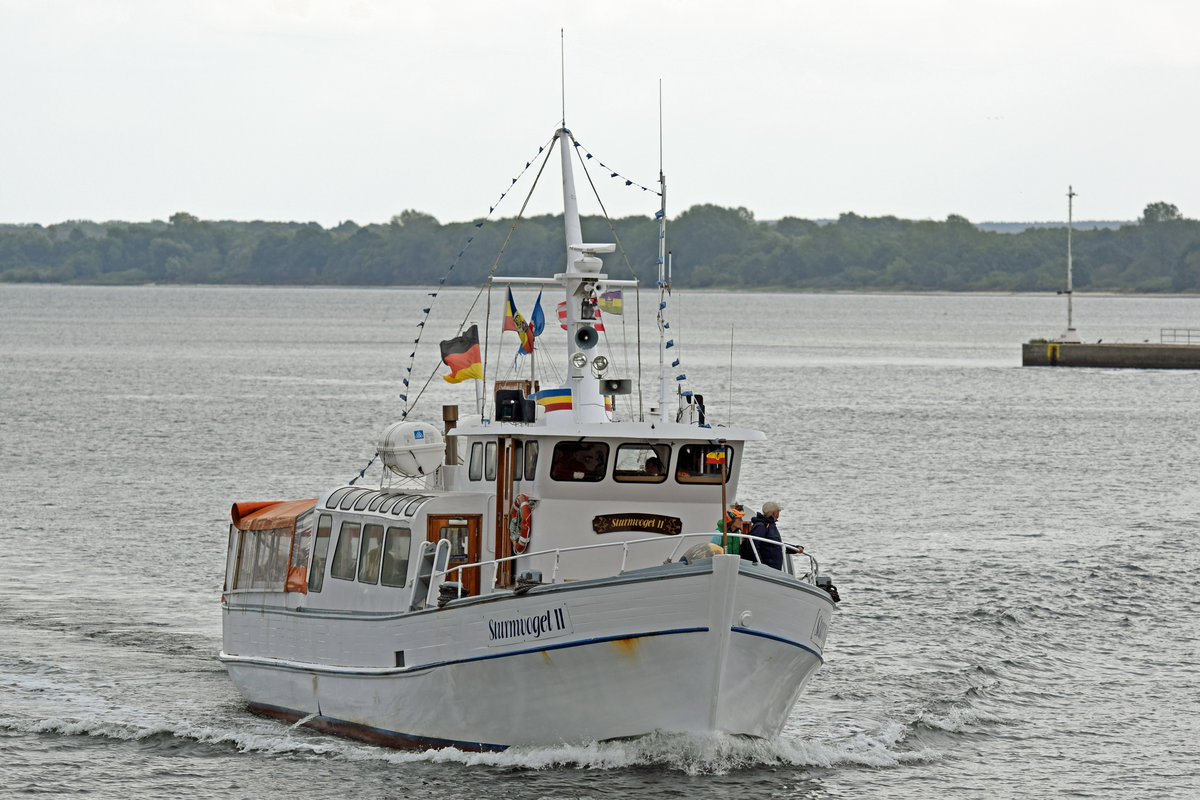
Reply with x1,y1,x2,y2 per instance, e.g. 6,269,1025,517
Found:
598,290,623,315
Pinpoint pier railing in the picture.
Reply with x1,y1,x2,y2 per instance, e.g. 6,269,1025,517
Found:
1160,328,1200,344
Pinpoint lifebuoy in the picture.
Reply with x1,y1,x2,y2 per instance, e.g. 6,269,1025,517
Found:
509,493,533,554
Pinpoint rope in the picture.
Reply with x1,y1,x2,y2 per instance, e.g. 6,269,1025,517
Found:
397,133,558,420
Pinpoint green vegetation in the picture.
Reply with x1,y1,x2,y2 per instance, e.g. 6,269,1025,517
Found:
3,203,1199,292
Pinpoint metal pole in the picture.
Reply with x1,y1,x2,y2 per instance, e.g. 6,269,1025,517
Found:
1067,185,1075,332
718,439,728,550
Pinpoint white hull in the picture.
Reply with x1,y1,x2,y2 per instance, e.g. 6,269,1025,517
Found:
221,555,833,749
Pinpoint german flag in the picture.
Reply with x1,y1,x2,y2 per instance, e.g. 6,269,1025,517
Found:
440,325,483,384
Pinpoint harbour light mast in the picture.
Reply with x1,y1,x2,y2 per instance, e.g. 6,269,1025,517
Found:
1059,185,1081,343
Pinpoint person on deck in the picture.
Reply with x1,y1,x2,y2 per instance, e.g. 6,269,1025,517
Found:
740,501,801,570
711,506,745,555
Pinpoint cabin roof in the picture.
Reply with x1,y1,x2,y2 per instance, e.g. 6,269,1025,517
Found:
451,420,765,442
231,498,318,530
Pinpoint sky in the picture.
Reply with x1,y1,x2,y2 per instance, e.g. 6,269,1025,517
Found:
2,0,1198,228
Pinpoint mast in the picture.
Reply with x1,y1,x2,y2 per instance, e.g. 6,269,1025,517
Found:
558,128,611,423
1060,185,1080,343
1067,185,1075,331
656,81,671,424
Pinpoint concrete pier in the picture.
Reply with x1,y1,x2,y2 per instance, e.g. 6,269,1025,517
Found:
1022,341,1200,369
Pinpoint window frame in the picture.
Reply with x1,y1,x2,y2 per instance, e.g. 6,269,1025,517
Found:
613,443,671,484
380,526,412,588
469,441,483,481
549,440,610,482
524,440,539,480
674,444,734,484
329,520,362,581
308,513,333,592
357,523,384,585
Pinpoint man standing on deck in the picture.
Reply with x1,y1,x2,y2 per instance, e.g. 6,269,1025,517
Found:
740,502,801,571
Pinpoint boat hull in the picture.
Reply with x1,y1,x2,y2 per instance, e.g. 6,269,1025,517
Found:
220,555,833,750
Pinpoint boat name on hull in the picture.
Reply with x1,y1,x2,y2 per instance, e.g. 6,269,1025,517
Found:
592,513,682,536
486,603,573,646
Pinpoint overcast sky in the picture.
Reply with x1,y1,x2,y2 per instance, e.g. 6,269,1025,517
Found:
3,0,1197,227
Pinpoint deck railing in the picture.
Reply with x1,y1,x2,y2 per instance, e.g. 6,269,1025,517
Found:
434,530,820,604
1161,328,1200,344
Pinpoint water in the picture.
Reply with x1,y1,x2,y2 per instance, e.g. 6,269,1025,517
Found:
2,285,1197,798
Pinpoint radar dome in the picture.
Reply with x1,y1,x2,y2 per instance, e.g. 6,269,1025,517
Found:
378,421,444,477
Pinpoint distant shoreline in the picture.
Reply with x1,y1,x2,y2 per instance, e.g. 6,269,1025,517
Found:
4,282,1199,299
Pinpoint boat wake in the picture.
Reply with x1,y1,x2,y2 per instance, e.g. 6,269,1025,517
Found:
0,700,941,776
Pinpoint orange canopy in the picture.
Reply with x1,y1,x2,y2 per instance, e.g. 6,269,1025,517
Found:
231,498,318,530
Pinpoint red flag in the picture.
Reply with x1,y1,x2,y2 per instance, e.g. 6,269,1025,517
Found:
557,301,604,332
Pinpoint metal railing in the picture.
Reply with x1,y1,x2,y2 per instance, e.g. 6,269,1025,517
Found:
433,530,820,604
1161,328,1200,344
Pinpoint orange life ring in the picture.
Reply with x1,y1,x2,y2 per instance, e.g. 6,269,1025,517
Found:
509,493,533,554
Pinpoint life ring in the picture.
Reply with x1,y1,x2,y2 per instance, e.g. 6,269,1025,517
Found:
509,494,533,554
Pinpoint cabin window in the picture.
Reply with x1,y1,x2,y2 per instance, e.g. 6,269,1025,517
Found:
381,526,412,588
550,441,609,482
403,497,425,516
235,529,256,589
340,488,370,510
511,441,523,479
524,440,538,480
675,444,734,484
357,523,384,585
225,525,238,593
326,487,353,509
613,443,671,483
367,494,388,512
330,520,362,581
289,510,314,573
485,441,497,481
353,492,374,511
378,494,403,514
469,442,483,481
308,514,332,592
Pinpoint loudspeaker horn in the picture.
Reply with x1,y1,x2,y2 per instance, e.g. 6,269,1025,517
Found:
574,325,599,350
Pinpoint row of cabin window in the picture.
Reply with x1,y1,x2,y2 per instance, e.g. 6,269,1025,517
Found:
466,440,734,484
323,487,430,516
468,440,538,482
307,514,411,593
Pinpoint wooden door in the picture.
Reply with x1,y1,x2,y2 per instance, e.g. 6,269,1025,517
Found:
426,515,482,597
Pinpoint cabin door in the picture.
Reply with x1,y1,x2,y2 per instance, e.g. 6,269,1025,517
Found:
426,515,482,597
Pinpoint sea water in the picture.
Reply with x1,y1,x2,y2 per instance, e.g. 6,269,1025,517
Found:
1,285,1197,798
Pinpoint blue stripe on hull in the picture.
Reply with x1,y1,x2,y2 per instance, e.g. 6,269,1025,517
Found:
223,626,711,676
731,626,824,662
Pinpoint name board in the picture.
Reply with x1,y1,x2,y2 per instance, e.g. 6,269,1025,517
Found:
592,513,683,536
485,604,573,647
811,614,829,650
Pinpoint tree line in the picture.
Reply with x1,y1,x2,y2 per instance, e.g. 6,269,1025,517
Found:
2,202,1198,293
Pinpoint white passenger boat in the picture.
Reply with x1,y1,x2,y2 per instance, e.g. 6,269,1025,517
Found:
219,124,840,750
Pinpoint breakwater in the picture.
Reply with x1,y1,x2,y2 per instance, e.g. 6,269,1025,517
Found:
1022,341,1200,369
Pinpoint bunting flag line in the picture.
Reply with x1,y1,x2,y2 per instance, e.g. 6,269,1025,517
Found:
439,324,484,383
598,290,623,315
569,134,662,198
557,301,606,332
